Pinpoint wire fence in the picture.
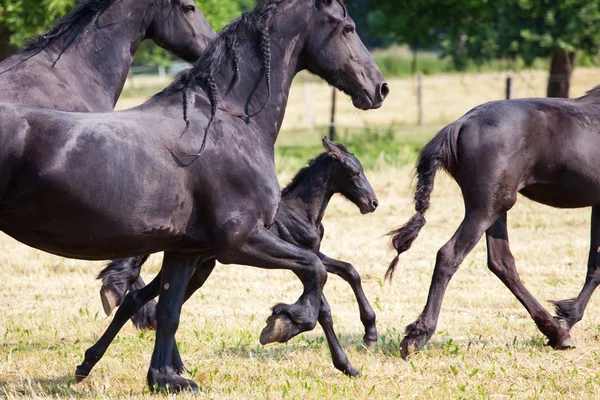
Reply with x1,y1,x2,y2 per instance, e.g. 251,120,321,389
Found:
119,66,600,135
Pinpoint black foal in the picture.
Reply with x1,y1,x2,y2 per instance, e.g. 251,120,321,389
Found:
77,138,378,380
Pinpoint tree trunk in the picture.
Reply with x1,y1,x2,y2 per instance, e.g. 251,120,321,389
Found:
0,30,15,62
546,50,575,98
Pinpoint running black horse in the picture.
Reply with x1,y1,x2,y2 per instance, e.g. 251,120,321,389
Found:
0,0,387,392
76,137,378,380
0,0,215,331
386,87,600,359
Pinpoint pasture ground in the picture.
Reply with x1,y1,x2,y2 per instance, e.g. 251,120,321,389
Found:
3,69,600,398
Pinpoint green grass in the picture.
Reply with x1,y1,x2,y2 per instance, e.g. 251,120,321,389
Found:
274,125,438,173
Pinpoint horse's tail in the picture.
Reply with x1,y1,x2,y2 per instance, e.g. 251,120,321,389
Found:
385,122,461,281
98,255,156,330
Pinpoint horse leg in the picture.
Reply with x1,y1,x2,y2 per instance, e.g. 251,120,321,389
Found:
319,252,377,347
217,227,327,345
170,259,217,374
147,252,199,393
552,207,600,332
400,211,496,359
486,213,574,348
318,293,359,377
76,272,161,382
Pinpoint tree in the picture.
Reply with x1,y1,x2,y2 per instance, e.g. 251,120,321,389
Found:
366,0,600,98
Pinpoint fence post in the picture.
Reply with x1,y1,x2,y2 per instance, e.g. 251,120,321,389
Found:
304,81,314,132
329,88,336,141
417,74,423,126
506,74,513,100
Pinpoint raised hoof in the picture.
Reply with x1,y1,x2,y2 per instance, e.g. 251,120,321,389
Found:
148,368,198,394
99,286,120,316
260,313,294,345
400,337,423,360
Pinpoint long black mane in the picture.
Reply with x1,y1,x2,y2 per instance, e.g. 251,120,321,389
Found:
280,143,350,197
20,0,121,56
161,0,347,156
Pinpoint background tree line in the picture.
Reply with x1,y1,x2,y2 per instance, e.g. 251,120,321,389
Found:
2,0,600,97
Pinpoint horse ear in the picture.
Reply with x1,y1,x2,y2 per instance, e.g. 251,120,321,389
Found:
322,136,343,160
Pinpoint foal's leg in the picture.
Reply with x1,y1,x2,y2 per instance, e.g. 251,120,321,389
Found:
319,253,377,347
217,227,327,345
400,211,496,359
486,213,574,348
552,206,600,331
147,253,199,393
318,294,359,377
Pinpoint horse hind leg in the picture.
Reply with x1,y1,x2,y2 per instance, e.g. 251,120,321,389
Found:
552,206,600,332
486,213,574,348
401,209,497,359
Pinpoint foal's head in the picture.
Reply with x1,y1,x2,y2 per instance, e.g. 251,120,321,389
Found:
302,0,389,109
322,137,378,214
147,0,216,62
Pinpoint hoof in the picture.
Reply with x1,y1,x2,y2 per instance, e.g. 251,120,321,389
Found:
148,367,198,394
551,337,577,350
363,338,377,350
400,337,423,360
344,365,361,377
99,287,120,316
260,313,294,345
74,367,88,383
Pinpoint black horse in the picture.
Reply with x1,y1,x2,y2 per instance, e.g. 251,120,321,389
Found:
386,87,600,359
76,137,378,380
0,0,215,331
0,0,215,111
0,0,387,392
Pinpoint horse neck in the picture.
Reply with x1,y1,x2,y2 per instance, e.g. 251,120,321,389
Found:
41,0,152,106
282,158,335,227
205,4,310,144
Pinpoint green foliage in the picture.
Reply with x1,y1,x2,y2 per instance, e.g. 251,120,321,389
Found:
365,0,600,71
0,0,253,64
0,0,75,45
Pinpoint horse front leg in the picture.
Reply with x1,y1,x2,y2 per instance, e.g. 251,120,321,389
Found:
217,227,327,345
319,252,377,347
552,206,600,332
147,253,198,393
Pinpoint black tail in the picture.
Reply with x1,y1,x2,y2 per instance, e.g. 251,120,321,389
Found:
385,122,461,281
98,255,157,330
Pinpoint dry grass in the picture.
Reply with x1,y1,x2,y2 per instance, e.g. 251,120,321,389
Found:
116,67,600,129
2,165,600,399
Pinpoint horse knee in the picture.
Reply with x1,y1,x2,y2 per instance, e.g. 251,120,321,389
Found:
435,245,460,278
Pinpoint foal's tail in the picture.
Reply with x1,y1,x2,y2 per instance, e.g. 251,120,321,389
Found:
385,122,461,281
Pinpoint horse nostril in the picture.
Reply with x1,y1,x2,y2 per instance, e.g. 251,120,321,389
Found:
379,83,389,100
371,199,379,209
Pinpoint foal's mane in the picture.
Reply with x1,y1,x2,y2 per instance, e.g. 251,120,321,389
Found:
281,143,350,197
575,85,600,105
161,0,348,156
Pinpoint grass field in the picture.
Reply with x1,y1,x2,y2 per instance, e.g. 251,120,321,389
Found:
4,70,600,398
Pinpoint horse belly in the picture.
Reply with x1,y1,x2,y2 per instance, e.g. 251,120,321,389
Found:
520,176,600,208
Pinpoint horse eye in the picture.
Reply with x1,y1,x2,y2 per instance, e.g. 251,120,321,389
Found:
183,5,195,13
343,25,355,35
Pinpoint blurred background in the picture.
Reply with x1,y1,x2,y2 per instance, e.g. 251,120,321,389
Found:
3,0,600,170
